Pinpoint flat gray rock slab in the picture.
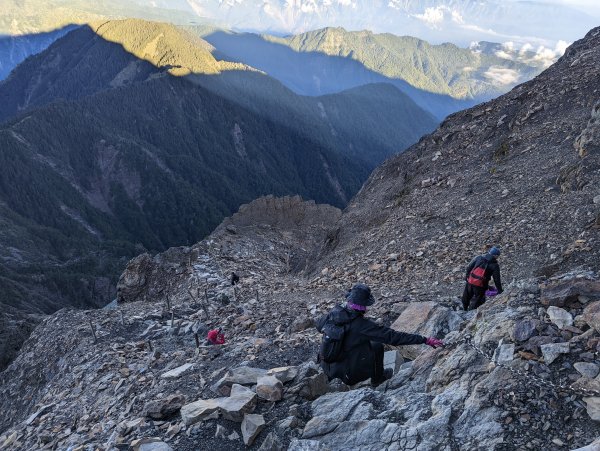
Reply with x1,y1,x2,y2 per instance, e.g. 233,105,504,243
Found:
180,384,257,425
574,362,600,379
160,363,194,379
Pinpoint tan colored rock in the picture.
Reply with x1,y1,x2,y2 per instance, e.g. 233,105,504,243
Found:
180,399,221,426
267,366,298,383
391,302,461,359
391,302,436,335
583,301,600,333
256,375,283,401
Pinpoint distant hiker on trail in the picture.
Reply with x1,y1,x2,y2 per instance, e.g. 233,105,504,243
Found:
231,272,240,286
207,328,226,345
462,246,503,311
316,284,443,386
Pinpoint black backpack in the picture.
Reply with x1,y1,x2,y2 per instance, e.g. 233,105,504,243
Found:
318,317,353,363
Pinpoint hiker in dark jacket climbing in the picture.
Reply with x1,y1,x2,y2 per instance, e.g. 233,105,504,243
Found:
316,284,443,386
461,246,503,311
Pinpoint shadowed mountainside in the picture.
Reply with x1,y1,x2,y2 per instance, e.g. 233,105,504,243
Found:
198,26,545,120
0,25,77,80
0,20,437,166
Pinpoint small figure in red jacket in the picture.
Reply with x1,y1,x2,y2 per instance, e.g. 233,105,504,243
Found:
207,328,225,345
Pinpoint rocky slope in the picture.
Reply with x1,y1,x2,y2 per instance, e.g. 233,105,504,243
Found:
1,23,600,451
311,26,600,299
1,195,600,450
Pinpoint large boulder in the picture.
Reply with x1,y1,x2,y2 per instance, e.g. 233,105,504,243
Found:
391,302,462,360
540,280,600,307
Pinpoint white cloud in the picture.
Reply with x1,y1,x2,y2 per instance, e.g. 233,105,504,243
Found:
451,10,464,24
484,66,520,86
413,6,445,28
520,43,534,55
495,50,513,59
555,40,569,54
524,40,571,67
411,6,465,29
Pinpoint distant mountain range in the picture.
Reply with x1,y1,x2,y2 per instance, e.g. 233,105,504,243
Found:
198,26,546,119
0,19,435,318
3,0,595,46
0,0,566,120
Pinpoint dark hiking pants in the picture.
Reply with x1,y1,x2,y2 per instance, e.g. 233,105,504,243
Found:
371,341,385,384
462,283,486,311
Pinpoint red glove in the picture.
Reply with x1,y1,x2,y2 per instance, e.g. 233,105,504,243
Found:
426,337,444,348
207,329,226,345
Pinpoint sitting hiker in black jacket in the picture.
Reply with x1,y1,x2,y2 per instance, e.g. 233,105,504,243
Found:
316,284,443,386
461,246,504,311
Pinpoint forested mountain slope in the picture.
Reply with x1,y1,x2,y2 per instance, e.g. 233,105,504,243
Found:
200,26,545,119
0,20,436,166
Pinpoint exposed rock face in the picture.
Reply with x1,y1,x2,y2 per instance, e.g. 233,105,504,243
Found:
0,312,38,372
541,279,600,307
117,195,341,305
391,302,462,359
